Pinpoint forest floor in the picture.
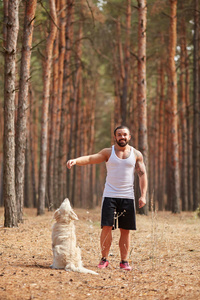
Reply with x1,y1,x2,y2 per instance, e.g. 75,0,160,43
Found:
0,206,200,300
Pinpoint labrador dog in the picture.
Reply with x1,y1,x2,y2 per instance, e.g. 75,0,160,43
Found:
50,198,98,275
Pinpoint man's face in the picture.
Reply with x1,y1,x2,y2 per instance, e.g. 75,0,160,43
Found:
114,128,131,147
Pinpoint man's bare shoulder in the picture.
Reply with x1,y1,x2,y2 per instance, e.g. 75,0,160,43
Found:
132,147,143,161
99,147,112,161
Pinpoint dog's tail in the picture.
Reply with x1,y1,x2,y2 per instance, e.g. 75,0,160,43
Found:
78,267,98,275
65,264,98,275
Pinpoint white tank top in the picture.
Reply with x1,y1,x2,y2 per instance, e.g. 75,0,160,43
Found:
103,145,136,199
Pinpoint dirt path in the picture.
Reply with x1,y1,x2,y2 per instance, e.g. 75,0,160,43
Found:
0,207,200,299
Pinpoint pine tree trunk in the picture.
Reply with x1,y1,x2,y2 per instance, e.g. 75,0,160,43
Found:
154,69,160,204
80,104,87,207
158,61,165,210
38,0,57,215
192,0,200,211
57,0,67,206
89,81,97,208
129,61,138,148
3,0,19,227
71,10,83,206
48,30,59,209
116,17,124,124
185,40,193,211
24,134,33,208
137,0,148,214
121,0,131,125
29,88,37,208
180,13,188,211
15,0,37,222
168,0,180,213
66,1,74,201
147,105,153,206
165,70,172,211
113,44,121,127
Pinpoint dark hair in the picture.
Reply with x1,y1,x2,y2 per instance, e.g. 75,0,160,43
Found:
114,125,130,136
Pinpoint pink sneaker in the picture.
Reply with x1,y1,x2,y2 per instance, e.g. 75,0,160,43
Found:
98,258,109,269
120,261,132,271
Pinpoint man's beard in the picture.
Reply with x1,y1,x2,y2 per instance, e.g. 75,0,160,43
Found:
116,139,128,147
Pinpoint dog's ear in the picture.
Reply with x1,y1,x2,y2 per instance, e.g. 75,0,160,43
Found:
54,209,61,221
70,209,79,221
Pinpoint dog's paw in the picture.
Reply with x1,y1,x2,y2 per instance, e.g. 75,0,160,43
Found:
65,268,72,272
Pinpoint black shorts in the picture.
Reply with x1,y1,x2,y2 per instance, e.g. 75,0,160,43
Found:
101,197,136,230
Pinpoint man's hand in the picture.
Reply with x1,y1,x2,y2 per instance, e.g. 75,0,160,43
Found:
66,159,76,169
139,196,146,208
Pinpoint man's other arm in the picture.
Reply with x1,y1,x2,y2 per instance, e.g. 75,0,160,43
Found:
135,151,148,208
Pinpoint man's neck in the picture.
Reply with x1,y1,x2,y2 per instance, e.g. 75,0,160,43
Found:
114,144,130,152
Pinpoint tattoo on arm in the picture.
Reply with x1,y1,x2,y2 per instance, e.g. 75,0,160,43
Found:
135,161,145,177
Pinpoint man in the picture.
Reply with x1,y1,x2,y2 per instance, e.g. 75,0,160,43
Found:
67,125,147,271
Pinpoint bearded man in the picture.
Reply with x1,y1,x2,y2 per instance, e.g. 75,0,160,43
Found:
67,125,148,271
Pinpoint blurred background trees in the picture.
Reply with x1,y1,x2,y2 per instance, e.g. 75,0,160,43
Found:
0,0,199,226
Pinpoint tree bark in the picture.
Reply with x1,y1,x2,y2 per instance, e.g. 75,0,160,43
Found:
71,7,83,206
66,0,75,201
15,0,37,222
38,0,57,215
168,0,180,213
57,0,68,206
137,0,148,214
154,68,160,205
48,27,59,209
129,60,138,148
121,0,131,125
3,0,19,227
29,88,37,208
185,35,193,211
192,0,200,211
158,61,165,210
180,12,188,211
116,17,124,125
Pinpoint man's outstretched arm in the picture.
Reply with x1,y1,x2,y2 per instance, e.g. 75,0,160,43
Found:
66,148,110,169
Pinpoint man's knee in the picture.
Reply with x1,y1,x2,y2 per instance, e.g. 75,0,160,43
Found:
102,226,113,232
120,228,130,235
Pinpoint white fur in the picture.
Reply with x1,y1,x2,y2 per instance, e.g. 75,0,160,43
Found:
50,198,98,275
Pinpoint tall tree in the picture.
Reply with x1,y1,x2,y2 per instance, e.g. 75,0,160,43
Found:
48,16,59,209
179,10,188,211
121,0,131,125
158,60,165,210
3,0,19,227
184,29,192,211
66,0,75,202
38,0,57,215
137,0,148,214
192,0,199,211
29,88,37,208
71,4,83,206
15,0,37,222
168,0,180,213
57,0,67,206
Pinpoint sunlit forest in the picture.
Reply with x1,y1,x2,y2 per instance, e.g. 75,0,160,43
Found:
0,0,199,227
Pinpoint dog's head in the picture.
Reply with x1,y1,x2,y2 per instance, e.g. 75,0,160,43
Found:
53,198,78,223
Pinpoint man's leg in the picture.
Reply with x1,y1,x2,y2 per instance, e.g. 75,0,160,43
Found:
100,226,112,259
119,228,130,261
